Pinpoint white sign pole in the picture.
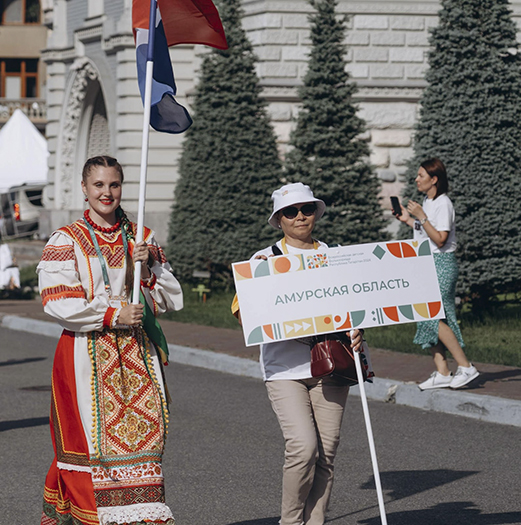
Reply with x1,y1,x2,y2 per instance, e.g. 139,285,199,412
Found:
351,332,388,525
132,0,157,305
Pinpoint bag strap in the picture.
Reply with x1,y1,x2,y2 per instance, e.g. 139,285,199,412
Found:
271,244,283,256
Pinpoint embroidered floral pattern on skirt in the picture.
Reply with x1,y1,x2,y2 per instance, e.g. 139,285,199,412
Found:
88,328,173,524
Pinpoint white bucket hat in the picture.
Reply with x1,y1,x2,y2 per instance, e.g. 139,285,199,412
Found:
268,182,326,228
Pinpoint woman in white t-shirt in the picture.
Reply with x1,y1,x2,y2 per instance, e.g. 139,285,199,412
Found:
232,182,364,525
394,158,479,391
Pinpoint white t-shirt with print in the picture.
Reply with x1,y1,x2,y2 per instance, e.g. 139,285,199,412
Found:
413,194,457,254
252,239,328,381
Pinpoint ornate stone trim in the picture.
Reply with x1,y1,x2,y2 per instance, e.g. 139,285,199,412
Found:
0,99,46,122
259,82,426,103
242,0,442,16
356,85,425,102
243,0,521,16
259,84,300,103
57,58,100,209
76,24,104,44
41,47,77,64
103,34,135,53
339,1,441,15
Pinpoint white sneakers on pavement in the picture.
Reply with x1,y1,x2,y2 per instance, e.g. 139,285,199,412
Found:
418,364,480,391
450,364,480,389
418,371,453,391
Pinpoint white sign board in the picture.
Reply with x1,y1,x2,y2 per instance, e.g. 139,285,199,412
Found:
232,240,444,347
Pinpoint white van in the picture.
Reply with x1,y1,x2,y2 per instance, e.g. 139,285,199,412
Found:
0,183,45,239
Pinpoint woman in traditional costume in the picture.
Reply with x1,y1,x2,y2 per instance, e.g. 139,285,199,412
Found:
38,155,183,525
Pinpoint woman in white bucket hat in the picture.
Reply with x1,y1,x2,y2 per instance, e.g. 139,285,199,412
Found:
232,182,364,525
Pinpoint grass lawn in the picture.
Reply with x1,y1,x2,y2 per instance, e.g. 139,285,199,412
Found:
164,285,241,330
365,303,521,367
164,285,521,367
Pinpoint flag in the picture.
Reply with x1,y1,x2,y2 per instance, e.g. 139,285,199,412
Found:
133,0,228,49
134,4,191,134
132,0,228,134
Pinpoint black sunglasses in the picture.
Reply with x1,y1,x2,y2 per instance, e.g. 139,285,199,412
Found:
281,203,317,219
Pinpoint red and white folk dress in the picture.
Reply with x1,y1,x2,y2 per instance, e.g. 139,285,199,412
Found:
37,218,183,525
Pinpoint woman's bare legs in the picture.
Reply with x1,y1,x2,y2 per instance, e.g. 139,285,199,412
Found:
432,320,471,374
430,343,450,375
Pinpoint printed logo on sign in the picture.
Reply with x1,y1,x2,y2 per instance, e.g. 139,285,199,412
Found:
271,254,305,275
284,318,314,337
235,241,445,347
370,302,442,325
233,259,272,280
233,262,253,281
307,253,329,269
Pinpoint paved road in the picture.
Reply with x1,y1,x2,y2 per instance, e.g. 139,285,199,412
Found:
1,327,520,525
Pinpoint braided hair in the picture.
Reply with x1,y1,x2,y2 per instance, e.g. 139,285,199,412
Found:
82,155,124,184
117,207,136,299
117,206,156,298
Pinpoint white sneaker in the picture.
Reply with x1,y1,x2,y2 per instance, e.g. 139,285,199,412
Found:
418,371,453,390
450,364,479,389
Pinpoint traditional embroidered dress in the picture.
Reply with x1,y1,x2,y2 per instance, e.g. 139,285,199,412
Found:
37,217,183,525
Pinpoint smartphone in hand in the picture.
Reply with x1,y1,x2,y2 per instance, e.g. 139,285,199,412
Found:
390,196,402,216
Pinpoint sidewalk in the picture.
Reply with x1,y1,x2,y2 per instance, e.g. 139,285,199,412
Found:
1,298,520,426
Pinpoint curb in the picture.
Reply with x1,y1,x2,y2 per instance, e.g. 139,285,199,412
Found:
1,314,63,338
2,314,520,428
167,343,263,379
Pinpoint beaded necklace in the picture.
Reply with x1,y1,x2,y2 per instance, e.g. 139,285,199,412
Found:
83,209,121,233
84,212,128,297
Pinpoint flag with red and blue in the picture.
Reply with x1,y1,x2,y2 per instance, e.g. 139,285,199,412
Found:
132,0,227,134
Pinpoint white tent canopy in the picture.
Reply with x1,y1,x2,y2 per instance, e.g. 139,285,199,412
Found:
0,109,49,193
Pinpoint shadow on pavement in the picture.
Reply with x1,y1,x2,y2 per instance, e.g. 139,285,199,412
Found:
19,385,52,391
361,469,479,500
227,519,279,525
0,416,49,432
358,501,521,525
0,357,47,367
462,369,521,391
327,469,479,523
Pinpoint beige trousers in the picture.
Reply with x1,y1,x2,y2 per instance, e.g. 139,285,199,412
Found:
266,377,349,525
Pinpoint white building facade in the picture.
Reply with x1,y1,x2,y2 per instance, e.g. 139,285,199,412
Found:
40,0,521,243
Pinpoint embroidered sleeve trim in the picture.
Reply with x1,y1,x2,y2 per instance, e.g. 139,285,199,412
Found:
37,259,76,273
103,307,119,328
40,243,75,262
111,307,122,328
56,461,92,473
148,244,168,264
41,285,86,306
140,272,157,289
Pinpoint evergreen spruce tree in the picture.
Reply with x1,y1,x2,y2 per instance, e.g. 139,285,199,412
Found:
167,0,282,286
403,0,521,307
284,0,387,245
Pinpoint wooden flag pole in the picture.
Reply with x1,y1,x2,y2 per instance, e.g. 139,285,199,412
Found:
132,0,157,305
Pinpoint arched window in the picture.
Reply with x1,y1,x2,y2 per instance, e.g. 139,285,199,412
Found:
87,90,111,158
1,0,40,24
